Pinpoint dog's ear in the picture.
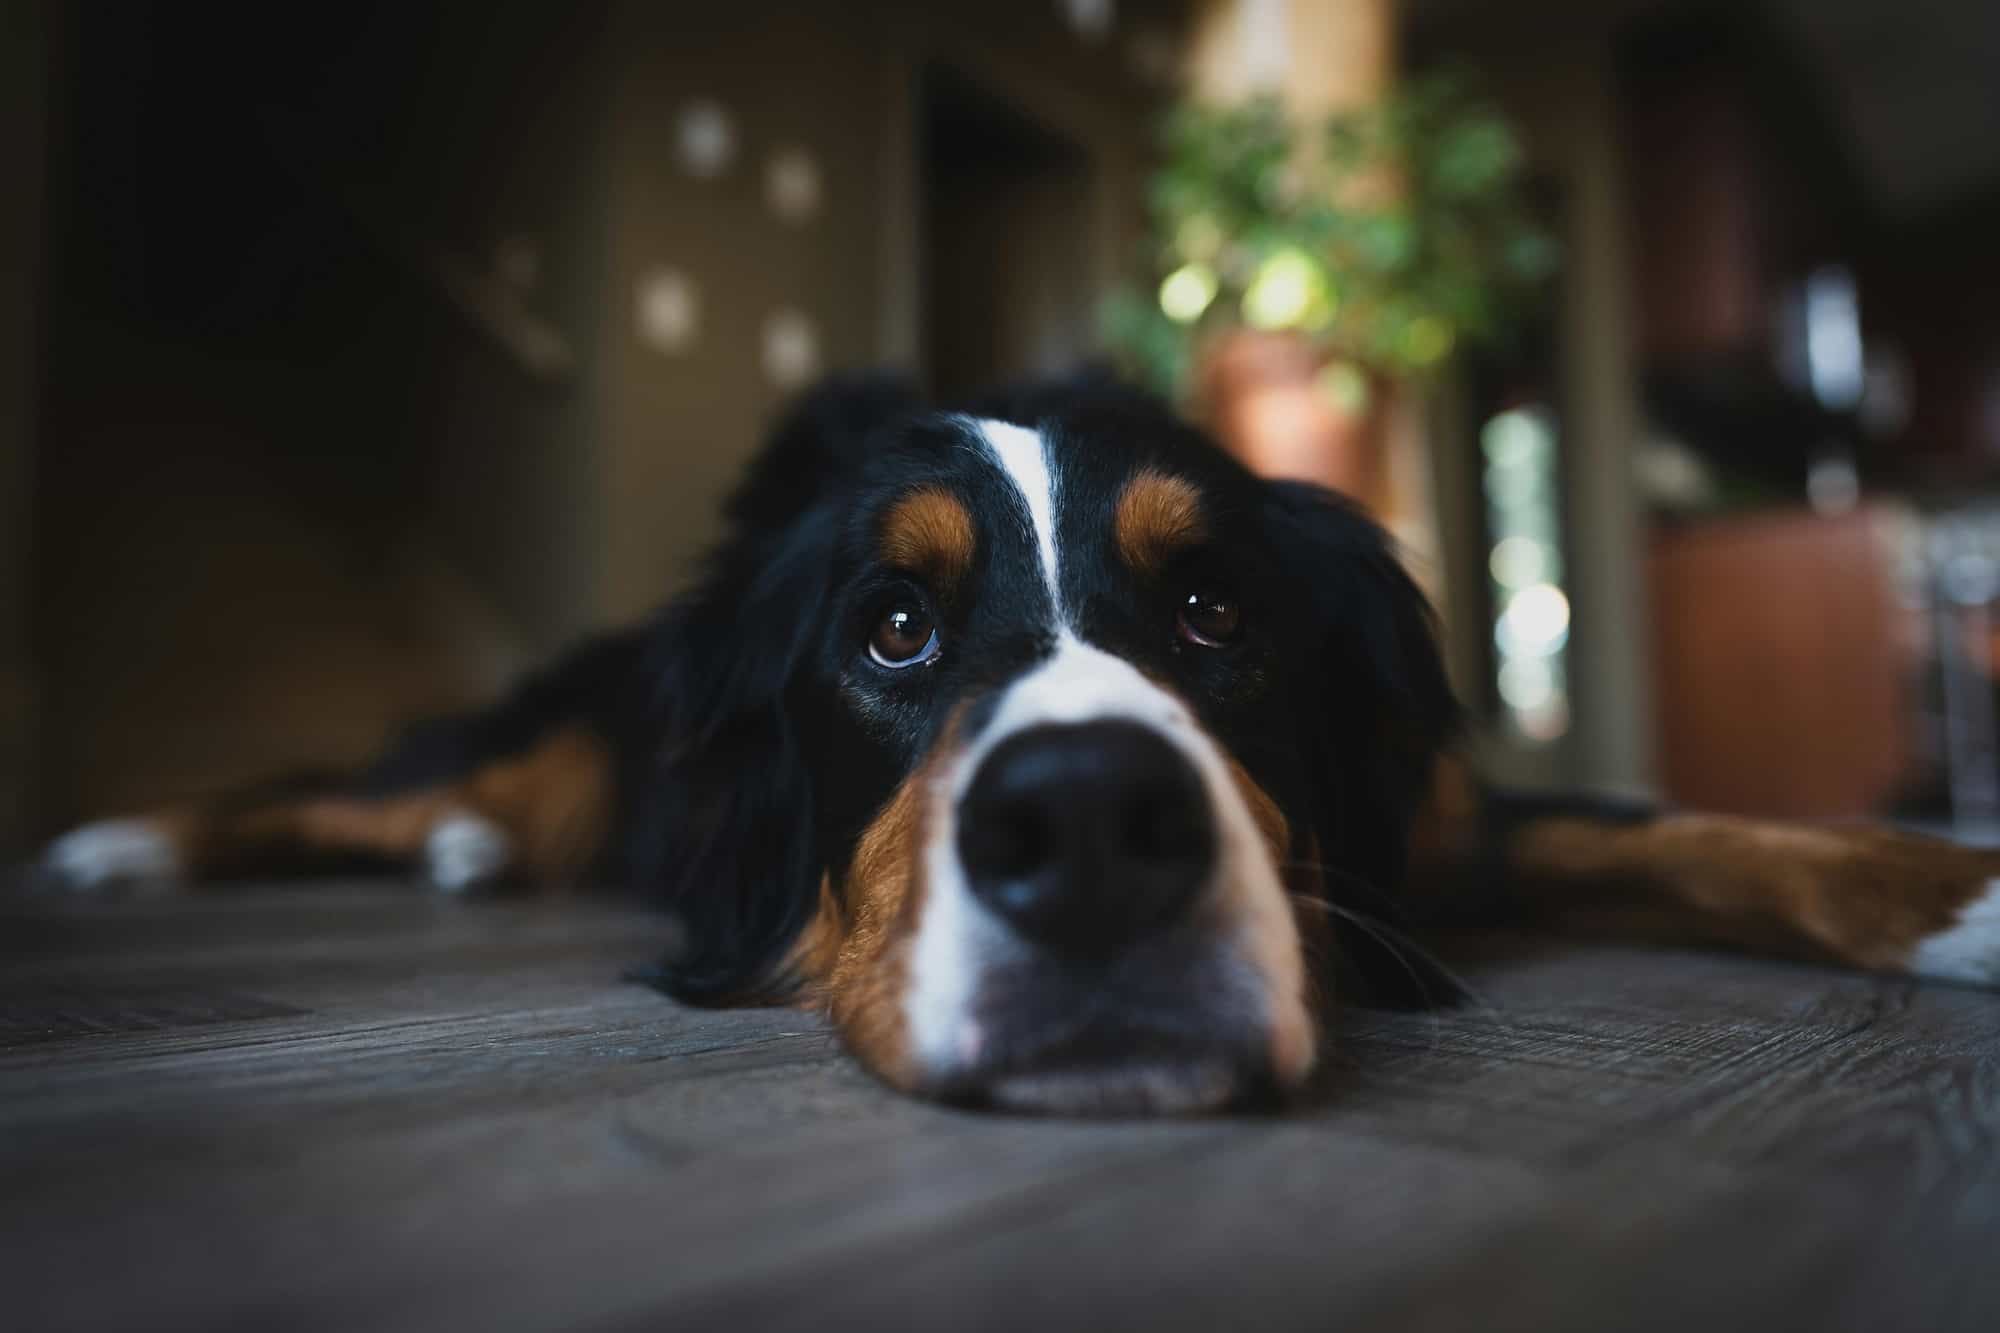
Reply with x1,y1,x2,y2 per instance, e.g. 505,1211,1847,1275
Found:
1261,479,1463,1003
723,370,920,532
1261,480,1458,826
629,375,920,1004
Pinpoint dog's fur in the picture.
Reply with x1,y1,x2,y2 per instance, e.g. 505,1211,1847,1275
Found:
43,373,2000,1113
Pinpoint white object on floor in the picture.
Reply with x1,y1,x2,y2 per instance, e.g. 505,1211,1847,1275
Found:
42,819,183,891
424,811,513,893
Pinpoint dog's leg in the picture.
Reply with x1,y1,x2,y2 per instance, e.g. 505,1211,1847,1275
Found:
1496,813,2000,984
1408,759,2000,985
42,727,613,895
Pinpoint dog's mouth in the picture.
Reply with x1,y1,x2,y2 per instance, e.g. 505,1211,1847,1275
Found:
941,1033,1276,1116
914,929,1287,1115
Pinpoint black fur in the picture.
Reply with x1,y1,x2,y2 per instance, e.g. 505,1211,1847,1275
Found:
626,377,927,1001
1256,480,1465,1007
296,373,1469,1012
620,375,1463,1006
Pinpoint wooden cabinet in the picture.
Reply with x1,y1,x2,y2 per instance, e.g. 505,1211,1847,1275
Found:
1649,507,1913,817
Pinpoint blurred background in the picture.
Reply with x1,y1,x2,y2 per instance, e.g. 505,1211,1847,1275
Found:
2,0,1998,858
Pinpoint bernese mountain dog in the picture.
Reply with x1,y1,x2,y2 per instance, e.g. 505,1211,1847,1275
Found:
41,374,2000,1113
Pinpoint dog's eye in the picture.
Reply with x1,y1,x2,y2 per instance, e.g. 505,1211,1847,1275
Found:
1176,590,1241,647
869,603,941,669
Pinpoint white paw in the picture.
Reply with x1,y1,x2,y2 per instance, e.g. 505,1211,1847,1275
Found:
1910,878,2000,986
42,819,184,892
423,812,512,893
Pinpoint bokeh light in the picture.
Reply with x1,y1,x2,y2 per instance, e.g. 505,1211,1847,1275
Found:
1483,403,1570,743
635,267,701,354
1241,249,1326,331
675,101,737,178
1158,263,1219,324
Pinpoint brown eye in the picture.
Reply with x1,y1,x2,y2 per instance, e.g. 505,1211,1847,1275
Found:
1177,591,1241,647
869,603,941,669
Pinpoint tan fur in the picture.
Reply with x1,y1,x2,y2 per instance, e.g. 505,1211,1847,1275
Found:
820,759,934,1088
880,487,977,598
1284,827,1334,1027
1114,470,1208,576
774,877,849,1002
1405,754,1481,874
1399,752,1996,972
152,726,613,890
1218,755,1320,1080
793,705,973,1085
1505,814,1998,971
1226,757,1290,867
461,727,613,884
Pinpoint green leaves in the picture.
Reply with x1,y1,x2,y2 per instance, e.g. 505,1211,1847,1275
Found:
1102,72,1558,397
1429,118,1520,196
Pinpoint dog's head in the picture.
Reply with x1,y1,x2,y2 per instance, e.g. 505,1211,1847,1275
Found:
632,374,1458,1113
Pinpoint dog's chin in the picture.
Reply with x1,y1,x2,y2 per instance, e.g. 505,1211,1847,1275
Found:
928,1030,1275,1115
982,1057,1250,1116
914,938,1289,1116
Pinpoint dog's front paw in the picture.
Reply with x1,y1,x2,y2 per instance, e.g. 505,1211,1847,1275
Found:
1910,878,2000,986
423,811,512,893
40,819,185,893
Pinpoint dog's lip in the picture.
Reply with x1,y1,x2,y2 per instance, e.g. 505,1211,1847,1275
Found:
924,1001,1278,1115
979,1058,1251,1115
912,918,1289,1115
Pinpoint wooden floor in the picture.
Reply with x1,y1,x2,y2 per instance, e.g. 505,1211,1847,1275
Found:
6,883,2000,1332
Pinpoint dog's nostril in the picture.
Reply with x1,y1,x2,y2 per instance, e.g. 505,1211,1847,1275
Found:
958,800,1050,879
957,720,1215,954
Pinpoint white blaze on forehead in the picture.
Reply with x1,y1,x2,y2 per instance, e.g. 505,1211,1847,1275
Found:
970,418,1063,611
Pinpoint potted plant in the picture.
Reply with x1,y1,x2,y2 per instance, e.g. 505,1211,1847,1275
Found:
1104,73,1557,514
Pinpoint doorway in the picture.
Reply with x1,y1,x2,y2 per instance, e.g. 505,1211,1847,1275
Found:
920,67,1097,399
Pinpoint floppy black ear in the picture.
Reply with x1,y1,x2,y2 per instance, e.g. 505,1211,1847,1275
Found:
1261,479,1463,1003
628,375,920,1004
725,370,920,532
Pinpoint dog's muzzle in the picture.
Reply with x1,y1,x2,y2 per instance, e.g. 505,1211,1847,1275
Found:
901,639,1313,1114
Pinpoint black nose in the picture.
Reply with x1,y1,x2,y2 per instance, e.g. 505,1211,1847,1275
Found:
956,720,1215,956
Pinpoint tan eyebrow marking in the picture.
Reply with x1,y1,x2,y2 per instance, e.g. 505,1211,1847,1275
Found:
1115,469,1209,575
880,487,977,596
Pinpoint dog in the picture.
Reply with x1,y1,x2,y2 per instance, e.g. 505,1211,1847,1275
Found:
41,373,2000,1113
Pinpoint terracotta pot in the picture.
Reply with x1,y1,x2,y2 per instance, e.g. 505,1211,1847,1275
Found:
1201,331,1393,516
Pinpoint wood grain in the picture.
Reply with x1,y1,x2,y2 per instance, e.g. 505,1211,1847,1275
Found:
4,888,1999,1331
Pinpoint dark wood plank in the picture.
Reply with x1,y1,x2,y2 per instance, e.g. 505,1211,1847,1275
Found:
5,887,2000,1332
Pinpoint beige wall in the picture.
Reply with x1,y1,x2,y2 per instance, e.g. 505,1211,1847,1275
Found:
595,4,893,620
28,1,1163,830
592,0,1159,620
